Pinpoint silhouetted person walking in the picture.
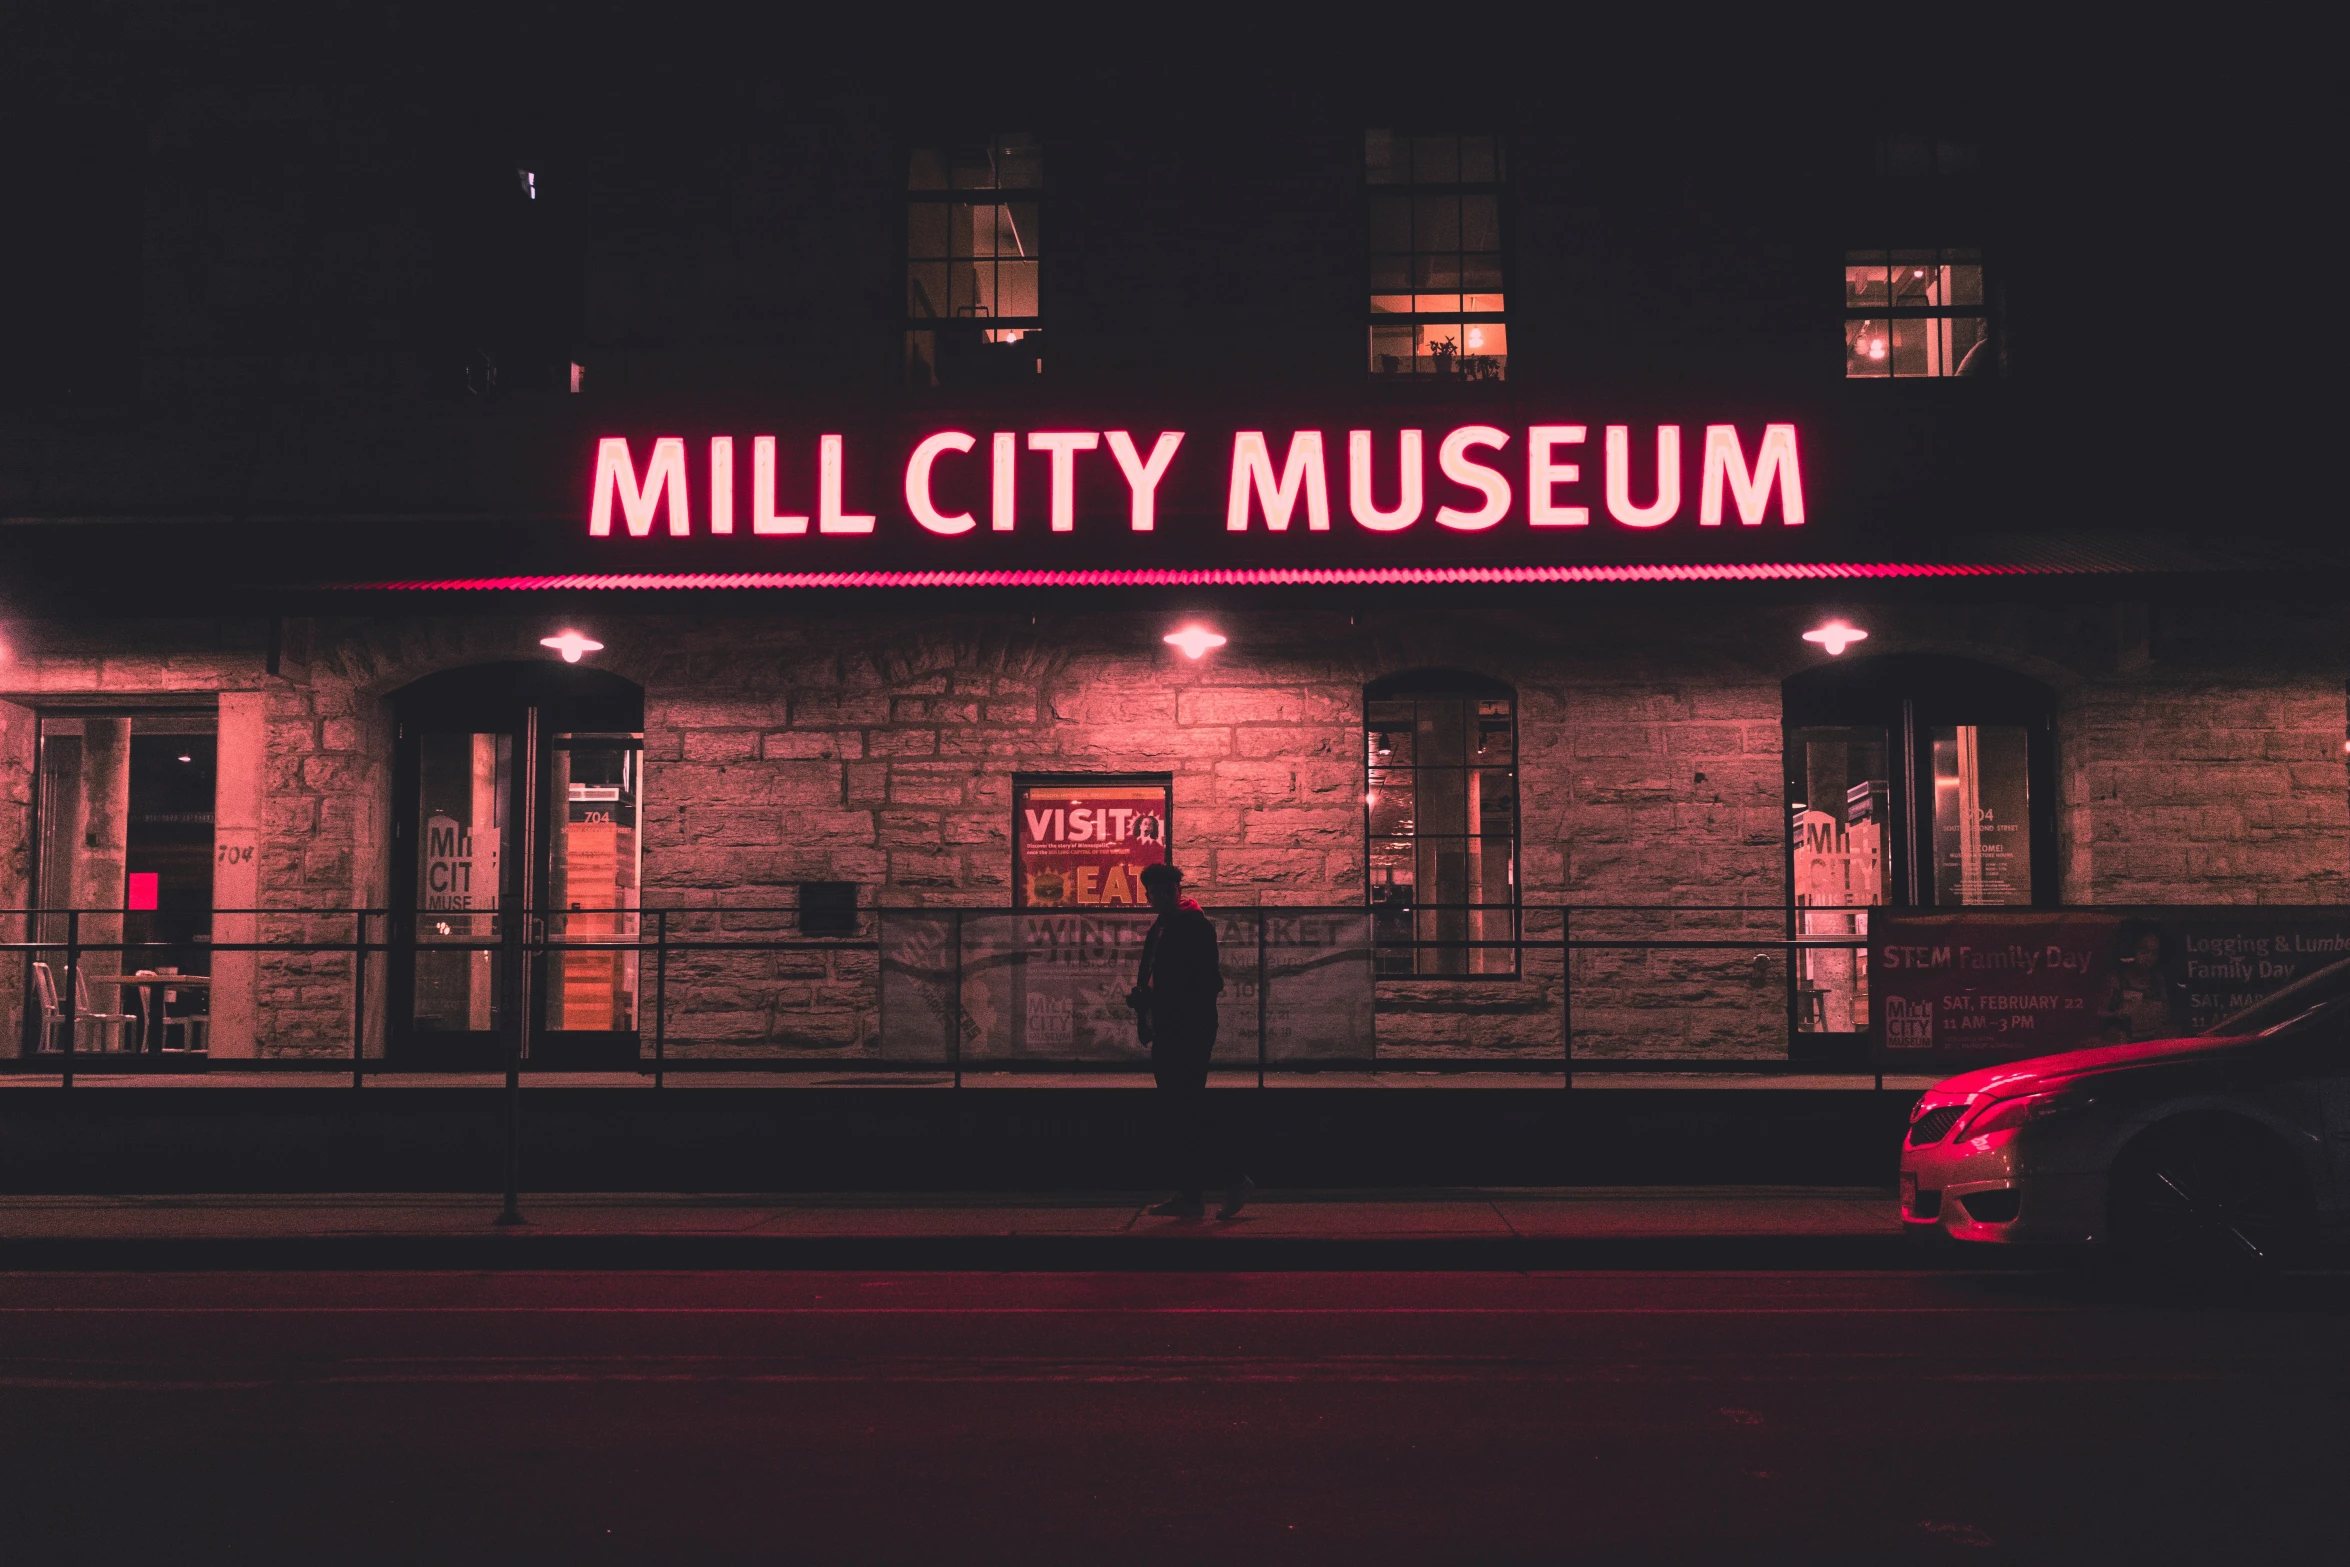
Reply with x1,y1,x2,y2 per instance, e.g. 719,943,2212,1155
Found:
1130,862,1251,1218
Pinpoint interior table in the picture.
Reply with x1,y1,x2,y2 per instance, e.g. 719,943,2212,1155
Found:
85,974,212,1053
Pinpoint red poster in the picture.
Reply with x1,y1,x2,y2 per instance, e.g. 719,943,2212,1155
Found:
1014,781,1169,908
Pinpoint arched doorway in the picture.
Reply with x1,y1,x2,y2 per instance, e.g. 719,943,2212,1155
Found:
387,661,644,1068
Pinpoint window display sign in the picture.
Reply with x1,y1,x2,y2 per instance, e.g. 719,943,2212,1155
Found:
422,815,498,911
1929,724,2032,905
1012,776,1170,908
1872,908,2350,1066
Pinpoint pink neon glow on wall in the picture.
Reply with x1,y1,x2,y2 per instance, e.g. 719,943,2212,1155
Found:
1700,424,1805,526
589,437,689,537
361,561,2064,592
1527,425,1589,527
1347,429,1422,532
590,424,1806,538
1605,426,1680,528
1435,425,1510,530
125,872,159,912
708,436,735,534
905,431,977,535
1103,431,1184,531
1227,431,1330,532
1027,432,1100,533
818,433,873,534
752,435,804,534
991,431,1017,532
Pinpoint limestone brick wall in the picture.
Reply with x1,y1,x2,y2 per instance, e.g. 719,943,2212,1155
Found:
2064,673,2347,905
627,604,1796,1060
0,700,35,1049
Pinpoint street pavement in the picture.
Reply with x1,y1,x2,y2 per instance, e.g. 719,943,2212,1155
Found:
0,1264,2343,1563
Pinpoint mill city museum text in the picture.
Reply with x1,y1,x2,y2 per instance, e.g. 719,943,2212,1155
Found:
586,424,1805,542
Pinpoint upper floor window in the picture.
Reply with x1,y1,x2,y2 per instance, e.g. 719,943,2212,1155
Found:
1844,248,1990,377
905,134,1042,387
1366,131,1506,381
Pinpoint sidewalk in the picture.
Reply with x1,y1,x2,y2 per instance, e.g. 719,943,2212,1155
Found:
0,1187,1912,1269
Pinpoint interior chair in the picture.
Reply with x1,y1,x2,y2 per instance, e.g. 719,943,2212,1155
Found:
154,969,209,1053
71,965,140,1052
29,962,71,1053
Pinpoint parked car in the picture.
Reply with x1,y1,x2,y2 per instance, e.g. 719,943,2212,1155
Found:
1899,958,2350,1263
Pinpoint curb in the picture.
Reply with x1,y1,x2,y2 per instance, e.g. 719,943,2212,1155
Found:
0,1231,1946,1272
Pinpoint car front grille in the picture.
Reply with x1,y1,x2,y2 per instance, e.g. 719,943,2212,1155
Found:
1906,1104,1968,1146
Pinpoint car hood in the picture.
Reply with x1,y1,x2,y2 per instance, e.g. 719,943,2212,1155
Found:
1927,1033,2259,1103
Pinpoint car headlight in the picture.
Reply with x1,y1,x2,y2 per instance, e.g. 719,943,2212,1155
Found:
1954,1088,2095,1139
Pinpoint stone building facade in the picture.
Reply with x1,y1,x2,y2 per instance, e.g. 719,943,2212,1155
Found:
1,587,2339,1064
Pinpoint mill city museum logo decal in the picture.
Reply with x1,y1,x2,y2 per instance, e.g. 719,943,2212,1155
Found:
555,423,1819,589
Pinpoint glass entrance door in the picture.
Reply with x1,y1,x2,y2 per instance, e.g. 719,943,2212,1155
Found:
388,663,645,1068
406,731,512,1051
537,734,641,1064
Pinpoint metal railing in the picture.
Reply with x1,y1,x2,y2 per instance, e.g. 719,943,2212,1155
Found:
0,901,1877,1088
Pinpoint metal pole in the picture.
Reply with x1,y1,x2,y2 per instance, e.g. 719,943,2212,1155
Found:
62,909,78,1089
351,909,369,1089
653,909,668,1089
1561,905,1573,1090
496,705,538,1228
1255,908,1267,1090
950,910,963,1089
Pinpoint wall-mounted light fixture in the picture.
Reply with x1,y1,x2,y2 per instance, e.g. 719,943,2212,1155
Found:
1163,625,1227,659
540,629,605,663
1801,620,1868,656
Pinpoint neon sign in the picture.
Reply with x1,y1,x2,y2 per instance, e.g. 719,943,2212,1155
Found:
589,423,1804,542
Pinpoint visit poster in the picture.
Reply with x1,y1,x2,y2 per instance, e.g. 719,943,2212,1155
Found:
1012,780,1170,908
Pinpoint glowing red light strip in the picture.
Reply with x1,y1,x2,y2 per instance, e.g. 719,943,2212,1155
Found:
348,562,2093,592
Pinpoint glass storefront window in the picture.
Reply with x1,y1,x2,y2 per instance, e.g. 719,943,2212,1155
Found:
33,712,218,1045
545,736,641,1033
1367,684,1518,977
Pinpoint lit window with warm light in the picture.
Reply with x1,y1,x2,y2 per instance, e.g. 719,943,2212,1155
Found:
1367,132,1506,382
906,134,1042,388
1845,248,1990,378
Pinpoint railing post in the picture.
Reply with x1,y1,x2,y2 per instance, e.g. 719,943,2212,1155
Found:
950,910,963,1089
1255,908,1268,1090
1561,905,1573,1090
62,909,78,1089
351,909,368,1089
653,909,668,1089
